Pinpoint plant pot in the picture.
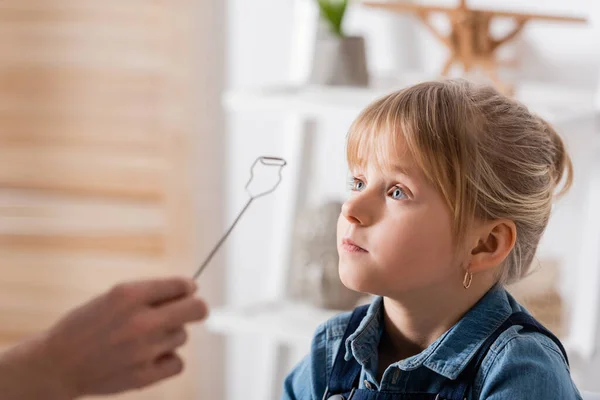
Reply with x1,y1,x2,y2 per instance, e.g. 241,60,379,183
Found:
309,35,369,87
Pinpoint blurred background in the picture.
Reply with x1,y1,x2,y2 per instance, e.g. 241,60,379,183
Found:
0,1,225,399
0,0,599,399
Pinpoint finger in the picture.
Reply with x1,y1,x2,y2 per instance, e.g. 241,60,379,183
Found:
152,296,208,330
135,353,184,388
151,328,189,358
116,277,197,306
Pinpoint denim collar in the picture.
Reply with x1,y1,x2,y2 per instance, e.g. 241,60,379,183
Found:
344,285,512,380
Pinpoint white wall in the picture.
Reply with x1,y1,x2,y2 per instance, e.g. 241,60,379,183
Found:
224,1,600,399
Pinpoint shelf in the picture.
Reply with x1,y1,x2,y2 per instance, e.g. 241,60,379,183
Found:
206,299,579,357
223,75,598,125
206,300,346,346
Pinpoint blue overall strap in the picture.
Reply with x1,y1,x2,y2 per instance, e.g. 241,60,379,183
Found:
437,311,569,400
324,304,371,397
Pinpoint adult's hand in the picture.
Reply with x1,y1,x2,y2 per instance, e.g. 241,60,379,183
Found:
0,276,208,399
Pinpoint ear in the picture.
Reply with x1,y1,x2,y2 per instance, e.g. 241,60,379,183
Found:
468,219,517,274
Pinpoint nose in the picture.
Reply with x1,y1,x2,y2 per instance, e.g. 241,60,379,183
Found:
341,191,375,226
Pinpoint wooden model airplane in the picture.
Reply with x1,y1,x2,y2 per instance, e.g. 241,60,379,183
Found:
362,0,587,94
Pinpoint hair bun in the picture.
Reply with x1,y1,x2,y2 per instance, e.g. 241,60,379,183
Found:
539,117,573,197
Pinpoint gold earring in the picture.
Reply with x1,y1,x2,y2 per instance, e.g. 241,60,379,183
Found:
463,271,473,289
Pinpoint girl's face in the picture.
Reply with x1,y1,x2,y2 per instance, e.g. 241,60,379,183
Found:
337,150,464,298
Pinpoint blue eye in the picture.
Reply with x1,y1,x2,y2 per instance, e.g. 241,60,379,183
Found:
390,186,407,200
349,178,365,191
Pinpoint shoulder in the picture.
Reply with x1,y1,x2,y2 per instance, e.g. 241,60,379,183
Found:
475,327,582,399
311,309,354,373
281,310,353,400
320,309,355,342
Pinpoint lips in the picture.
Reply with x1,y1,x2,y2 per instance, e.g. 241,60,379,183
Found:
341,238,368,253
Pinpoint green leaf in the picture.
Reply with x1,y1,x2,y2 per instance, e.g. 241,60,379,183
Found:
317,0,348,37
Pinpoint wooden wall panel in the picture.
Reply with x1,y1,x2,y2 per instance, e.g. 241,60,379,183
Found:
0,1,223,398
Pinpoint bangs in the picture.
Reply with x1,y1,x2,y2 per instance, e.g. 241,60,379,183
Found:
346,95,429,177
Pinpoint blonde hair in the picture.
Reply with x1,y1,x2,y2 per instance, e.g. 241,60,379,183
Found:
347,79,573,285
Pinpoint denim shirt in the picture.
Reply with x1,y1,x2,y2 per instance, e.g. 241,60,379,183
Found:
282,285,582,399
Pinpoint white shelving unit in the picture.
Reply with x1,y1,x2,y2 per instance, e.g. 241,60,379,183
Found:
207,300,343,347
212,1,600,397
223,77,597,124
211,81,600,398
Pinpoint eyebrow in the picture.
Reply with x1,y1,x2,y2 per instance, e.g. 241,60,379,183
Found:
391,163,412,176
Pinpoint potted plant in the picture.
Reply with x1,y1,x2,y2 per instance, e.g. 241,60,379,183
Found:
309,0,370,87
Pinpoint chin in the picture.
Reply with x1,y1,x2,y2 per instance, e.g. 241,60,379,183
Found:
338,261,377,295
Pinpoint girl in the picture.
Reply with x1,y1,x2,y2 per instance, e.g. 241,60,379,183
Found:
282,79,582,399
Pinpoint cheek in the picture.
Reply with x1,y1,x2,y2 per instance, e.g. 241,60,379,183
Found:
378,210,455,274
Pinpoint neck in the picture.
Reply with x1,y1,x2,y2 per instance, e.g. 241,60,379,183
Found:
379,275,497,361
